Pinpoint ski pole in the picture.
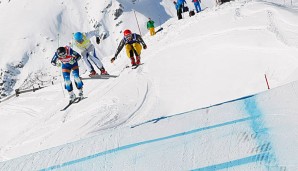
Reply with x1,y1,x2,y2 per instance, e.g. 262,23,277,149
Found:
57,33,65,97
133,10,142,36
57,33,60,47
264,74,270,90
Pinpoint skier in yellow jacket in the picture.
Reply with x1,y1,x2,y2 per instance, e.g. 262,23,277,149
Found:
73,28,109,77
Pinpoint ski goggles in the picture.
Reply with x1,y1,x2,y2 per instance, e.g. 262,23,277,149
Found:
125,34,132,40
77,39,84,43
58,52,67,58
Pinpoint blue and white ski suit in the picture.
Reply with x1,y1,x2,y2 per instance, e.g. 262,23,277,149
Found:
51,46,83,92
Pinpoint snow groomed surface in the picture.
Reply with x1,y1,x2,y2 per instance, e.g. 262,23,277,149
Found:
1,0,298,170
1,80,297,171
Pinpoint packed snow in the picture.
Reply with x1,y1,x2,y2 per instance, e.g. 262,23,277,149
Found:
0,0,298,170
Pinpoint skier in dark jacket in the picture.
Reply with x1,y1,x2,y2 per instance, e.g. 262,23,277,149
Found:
51,46,83,101
174,1,183,20
111,29,147,66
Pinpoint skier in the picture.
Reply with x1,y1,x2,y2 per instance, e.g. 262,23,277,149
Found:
179,0,188,13
173,1,183,20
192,0,202,13
147,18,155,36
73,28,109,77
51,46,84,101
110,29,147,66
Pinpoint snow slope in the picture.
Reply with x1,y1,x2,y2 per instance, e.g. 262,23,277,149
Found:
1,0,298,170
1,69,298,170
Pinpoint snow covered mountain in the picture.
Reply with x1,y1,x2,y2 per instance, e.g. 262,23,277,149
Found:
0,0,179,98
1,0,298,170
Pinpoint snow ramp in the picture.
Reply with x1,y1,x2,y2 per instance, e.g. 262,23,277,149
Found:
1,81,298,170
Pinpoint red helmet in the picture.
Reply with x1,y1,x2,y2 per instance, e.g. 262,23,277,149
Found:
123,29,132,36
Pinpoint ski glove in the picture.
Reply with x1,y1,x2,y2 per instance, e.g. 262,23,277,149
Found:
52,62,61,67
96,37,100,44
143,44,147,49
51,61,61,67
69,58,75,65
75,55,81,61
111,56,116,63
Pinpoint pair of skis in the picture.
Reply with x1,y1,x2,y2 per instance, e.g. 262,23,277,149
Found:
83,63,143,80
81,74,118,80
126,63,144,69
60,97,86,111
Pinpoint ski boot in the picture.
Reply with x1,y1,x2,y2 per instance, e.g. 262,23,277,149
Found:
69,91,76,102
136,56,141,65
130,57,136,66
100,67,109,75
78,88,83,98
89,70,97,77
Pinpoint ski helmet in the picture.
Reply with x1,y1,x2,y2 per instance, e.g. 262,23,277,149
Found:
57,47,66,57
74,32,83,42
123,29,132,36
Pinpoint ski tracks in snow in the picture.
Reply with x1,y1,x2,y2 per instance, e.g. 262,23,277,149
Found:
71,1,298,138
0,65,152,159
72,64,152,135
